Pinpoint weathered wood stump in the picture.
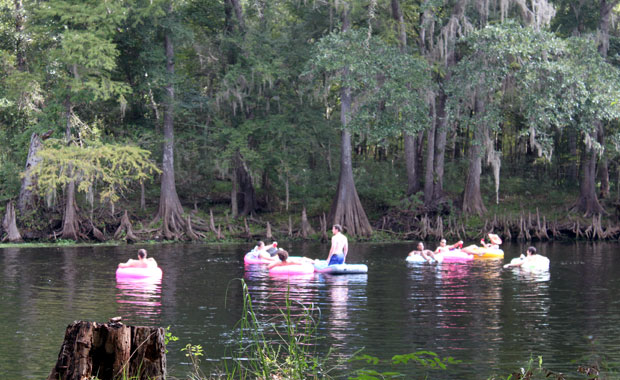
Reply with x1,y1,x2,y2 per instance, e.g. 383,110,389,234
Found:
47,318,166,380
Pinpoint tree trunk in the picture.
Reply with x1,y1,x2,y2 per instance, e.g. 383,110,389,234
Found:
404,133,421,195
230,171,238,217
153,28,188,240
424,96,436,207
391,0,407,53
573,148,605,216
598,127,610,199
18,131,51,214
462,95,487,215
235,153,256,216
47,319,166,380
2,201,23,242
114,210,138,242
61,178,80,240
301,207,314,238
597,0,618,58
432,91,448,205
61,99,81,241
328,4,372,237
567,129,578,182
392,0,421,196
14,0,26,71
229,0,245,32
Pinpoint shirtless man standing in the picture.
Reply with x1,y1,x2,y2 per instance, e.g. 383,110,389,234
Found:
118,248,158,268
326,224,348,265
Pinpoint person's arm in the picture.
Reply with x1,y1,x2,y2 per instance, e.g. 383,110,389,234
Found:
342,238,348,262
267,261,280,269
118,259,135,268
503,258,524,268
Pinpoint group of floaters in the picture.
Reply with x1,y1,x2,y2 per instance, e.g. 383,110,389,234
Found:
244,224,368,275
406,232,549,271
114,230,549,282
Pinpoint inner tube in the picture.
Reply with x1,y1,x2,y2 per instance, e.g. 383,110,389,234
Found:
116,266,163,280
313,260,368,274
269,263,315,275
465,246,504,258
509,256,550,271
406,254,444,264
441,249,474,262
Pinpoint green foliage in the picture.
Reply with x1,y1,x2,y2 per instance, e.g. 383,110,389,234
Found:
29,131,160,206
305,29,431,139
348,351,461,380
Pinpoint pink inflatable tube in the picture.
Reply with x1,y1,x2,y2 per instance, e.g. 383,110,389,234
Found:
269,264,315,276
116,266,163,280
244,252,303,265
441,249,474,262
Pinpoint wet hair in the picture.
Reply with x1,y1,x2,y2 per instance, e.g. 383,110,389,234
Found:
276,249,289,262
138,249,147,259
332,224,342,232
257,241,265,248
527,246,537,255
417,242,424,249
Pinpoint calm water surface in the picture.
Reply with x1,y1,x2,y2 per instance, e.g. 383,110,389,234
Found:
1,241,619,379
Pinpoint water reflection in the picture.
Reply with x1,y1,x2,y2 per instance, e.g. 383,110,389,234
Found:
115,278,162,325
5,242,620,379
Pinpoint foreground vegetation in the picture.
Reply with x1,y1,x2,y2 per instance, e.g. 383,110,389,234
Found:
152,280,615,380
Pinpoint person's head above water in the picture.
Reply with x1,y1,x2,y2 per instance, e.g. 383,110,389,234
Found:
527,246,536,255
138,249,147,259
332,224,343,233
417,242,424,250
276,249,289,262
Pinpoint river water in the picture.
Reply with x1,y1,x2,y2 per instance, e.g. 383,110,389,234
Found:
1,241,619,379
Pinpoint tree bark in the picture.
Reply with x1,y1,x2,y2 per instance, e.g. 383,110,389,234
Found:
573,147,605,216
392,0,421,196
423,98,436,207
61,178,80,240
404,133,420,195
328,4,372,237
301,207,315,238
229,0,245,33
153,25,188,240
14,0,26,71
567,129,579,182
18,131,52,214
462,95,487,215
2,201,22,242
234,152,256,216
432,91,448,205
47,320,166,380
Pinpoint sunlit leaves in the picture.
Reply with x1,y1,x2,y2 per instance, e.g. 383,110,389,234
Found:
29,136,160,205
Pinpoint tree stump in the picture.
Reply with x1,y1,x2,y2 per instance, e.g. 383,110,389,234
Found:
114,210,138,242
2,201,23,242
300,207,315,239
47,319,166,380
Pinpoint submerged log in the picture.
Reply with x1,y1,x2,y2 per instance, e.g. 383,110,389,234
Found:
47,319,166,380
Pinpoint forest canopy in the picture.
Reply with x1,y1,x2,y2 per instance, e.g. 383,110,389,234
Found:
2,0,620,241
